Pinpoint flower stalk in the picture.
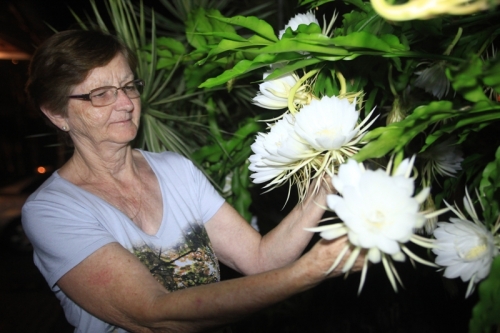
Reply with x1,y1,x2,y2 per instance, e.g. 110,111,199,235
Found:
288,69,318,114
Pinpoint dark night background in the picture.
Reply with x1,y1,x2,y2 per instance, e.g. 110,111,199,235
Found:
0,1,480,332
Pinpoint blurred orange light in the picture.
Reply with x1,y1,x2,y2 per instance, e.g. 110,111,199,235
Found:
37,166,47,174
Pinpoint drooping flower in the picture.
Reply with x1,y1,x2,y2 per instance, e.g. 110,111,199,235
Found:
420,137,464,179
432,189,499,298
307,156,448,293
414,61,450,100
252,71,314,111
417,137,464,234
278,11,320,39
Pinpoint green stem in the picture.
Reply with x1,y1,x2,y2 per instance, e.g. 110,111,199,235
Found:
443,27,463,56
388,64,398,97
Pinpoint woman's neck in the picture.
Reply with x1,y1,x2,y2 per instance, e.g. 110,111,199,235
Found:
60,144,140,184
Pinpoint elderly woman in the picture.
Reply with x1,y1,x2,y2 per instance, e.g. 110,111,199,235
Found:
22,29,361,333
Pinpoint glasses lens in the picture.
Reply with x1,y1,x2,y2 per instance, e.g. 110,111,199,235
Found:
89,88,116,107
88,80,144,107
122,80,143,99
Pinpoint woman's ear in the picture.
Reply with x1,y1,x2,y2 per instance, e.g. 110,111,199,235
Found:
40,107,68,131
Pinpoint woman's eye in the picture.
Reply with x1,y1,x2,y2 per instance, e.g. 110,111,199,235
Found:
92,89,110,99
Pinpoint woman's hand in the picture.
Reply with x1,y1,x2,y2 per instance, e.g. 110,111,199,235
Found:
295,236,365,287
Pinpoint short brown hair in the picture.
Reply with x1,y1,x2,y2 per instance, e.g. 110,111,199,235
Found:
26,29,138,117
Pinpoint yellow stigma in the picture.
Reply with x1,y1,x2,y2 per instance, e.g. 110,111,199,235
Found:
458,241,487,261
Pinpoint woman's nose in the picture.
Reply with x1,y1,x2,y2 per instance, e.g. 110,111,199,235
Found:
114,89,134,110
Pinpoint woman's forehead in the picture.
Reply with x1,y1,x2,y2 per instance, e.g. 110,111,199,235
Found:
76,55,134,91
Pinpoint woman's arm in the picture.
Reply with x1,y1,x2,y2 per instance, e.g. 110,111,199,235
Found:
205,178,333,275
57,235,355,333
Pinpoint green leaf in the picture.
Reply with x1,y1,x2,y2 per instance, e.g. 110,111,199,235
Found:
258,39,351,56
469,256,500,333
448,56,489,103
199,53,279,88
330,32,393,52
380,34,409,51
424,101,500,147
478,146,500,227
265,57,323,80
156,37,186,54
199,34,273,64
298,0,335,7
280,22,322,39
208,14,279,42
355,101,456,161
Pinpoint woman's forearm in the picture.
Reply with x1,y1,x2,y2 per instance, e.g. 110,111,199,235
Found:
144,242,338,333
255,179,331,272
144,264,306,332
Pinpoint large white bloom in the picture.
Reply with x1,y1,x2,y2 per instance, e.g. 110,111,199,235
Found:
294,96,360,152
248,113,312,185
307,157,447,293
432,190,499,298
278,11,320,39
249,95,376,201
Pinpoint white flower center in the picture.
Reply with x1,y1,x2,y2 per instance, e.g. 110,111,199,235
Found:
368,210,386,225
315,128,336,137
456,236,488,261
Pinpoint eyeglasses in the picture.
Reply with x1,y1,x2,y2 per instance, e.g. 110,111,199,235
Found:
68,79,145,107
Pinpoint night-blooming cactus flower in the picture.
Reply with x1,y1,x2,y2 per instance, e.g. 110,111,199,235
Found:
278,11,320,39
294,96,361,152
307,156,448,294
433,190,499,298
248,113,312,185
252,71,313,110
248,95,376,202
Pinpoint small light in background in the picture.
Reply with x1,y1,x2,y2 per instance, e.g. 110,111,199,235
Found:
37,166,47,174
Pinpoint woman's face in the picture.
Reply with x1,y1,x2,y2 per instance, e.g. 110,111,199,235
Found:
65,53,141,148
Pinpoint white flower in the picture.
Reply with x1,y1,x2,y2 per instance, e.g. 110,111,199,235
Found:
253,71,314,111
249,95,377,201
279,11,320,39
294,96,360,152
432,189,499,298
307,156,448,293
253,71,300,110
248,113,312,184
